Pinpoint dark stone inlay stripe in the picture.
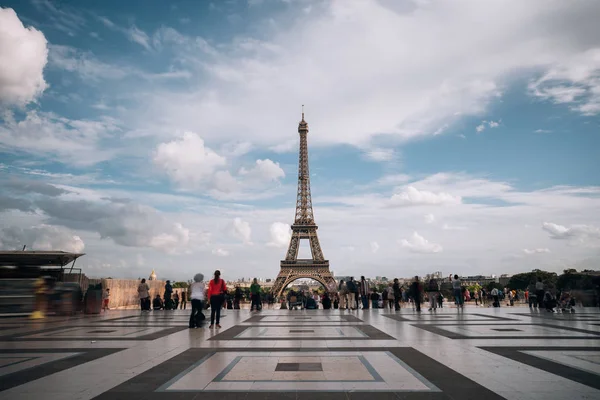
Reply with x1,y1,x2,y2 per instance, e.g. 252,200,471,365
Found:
209,324,395,341
411,322,600,340
275,362,323,371
92,347,501,399
88,330,117,333
383,313,516,322
481,346,600,391
290,329,314,333
0,348,124,392
0,325,187,341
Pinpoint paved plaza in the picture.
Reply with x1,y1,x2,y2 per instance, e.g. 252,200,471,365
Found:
0,307,599,399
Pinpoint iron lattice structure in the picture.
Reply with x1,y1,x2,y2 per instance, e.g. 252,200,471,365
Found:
271,112,336,297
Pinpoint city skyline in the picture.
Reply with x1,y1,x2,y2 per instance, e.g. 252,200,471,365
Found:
1,1,599,282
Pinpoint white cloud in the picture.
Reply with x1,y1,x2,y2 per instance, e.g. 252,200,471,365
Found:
231,217,252,244
523,248,550,255
239,159,285,182
424,214,435,224
542,222,600,244
475,120,500,133
0,110,119,166
535,129,551,133
364,148,395,162
154,132,227,189
390,186,461,207
212,248,230,257
127,25,152,50
130,1,600,150
400,232,443,254
442,223,468,231
370,241,380,253
529,48,600,115
0,8,48,106
0,224,84,253
267,222,291,248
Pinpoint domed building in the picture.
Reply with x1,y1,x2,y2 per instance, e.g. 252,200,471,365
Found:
149,269,157,281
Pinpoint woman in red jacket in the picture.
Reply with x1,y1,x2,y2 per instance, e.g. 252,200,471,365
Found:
208,270,227,328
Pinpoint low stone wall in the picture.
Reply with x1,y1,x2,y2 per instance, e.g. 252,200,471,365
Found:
101,279,187,309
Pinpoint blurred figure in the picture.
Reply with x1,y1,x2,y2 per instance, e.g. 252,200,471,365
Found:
208,270,227,328
189,273,206,328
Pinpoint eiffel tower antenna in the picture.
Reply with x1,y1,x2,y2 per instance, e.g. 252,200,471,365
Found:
271,109,336,298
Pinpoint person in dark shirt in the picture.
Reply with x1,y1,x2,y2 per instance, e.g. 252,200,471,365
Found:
153,294,164,310
393,278,401,310
410,276,422,312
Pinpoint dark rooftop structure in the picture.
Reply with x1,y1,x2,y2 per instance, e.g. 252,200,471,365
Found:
0,251,85,267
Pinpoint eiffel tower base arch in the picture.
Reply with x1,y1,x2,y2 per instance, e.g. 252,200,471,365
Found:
271,262,337,298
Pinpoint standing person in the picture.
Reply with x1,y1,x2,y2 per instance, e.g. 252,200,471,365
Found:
173,291,180,310
452,275,463,308
359,276,370,309
386,283,394,310
180,289,187,310
491,287,500,307
137,278,150,312
338,280,348,310
102,288,110,311
410,276,422,312
393,278,401,310
234,286,242,309
426,278,439,312
535,277,545,309
208,270,227,329
164,280,173,310
189,273,206,328
347,277,359,310
250,278,261,311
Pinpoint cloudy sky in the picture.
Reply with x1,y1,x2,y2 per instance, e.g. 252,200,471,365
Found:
1,0,599,281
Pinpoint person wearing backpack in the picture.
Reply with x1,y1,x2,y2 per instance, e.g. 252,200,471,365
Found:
338,280,349,310
359,276,370,309
426,278,439,311
207,270,227,329
393,278,401,310
189,273,206,329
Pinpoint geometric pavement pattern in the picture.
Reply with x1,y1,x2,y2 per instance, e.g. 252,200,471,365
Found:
0,308,600,399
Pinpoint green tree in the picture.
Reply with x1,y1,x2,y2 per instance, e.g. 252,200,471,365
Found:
507,269,558,290
556,269,595,291
486,281,503,292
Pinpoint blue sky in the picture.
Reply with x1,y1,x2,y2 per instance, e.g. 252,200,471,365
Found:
1,0,599,281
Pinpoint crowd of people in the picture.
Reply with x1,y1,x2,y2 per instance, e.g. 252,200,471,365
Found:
134,273,580,329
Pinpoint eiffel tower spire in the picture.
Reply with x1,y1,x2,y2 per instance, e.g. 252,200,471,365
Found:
271,108,335,298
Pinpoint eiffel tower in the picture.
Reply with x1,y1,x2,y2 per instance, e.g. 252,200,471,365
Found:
271,109,336,297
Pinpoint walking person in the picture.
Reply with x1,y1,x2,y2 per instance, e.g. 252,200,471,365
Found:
338,280,348,310
426,278,439,311
188,273,206,329
137,278,150,312
410,276,422,312
393,278,401,310
452,275,463,308
250,278,261,311
359,276,370,309
102,288,110,311
208,270,227,329
164,280,173,310
180,289,187,310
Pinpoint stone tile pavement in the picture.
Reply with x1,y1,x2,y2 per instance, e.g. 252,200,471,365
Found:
0,307,599,399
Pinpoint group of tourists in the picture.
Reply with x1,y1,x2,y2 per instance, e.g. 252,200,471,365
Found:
137,270,229,329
